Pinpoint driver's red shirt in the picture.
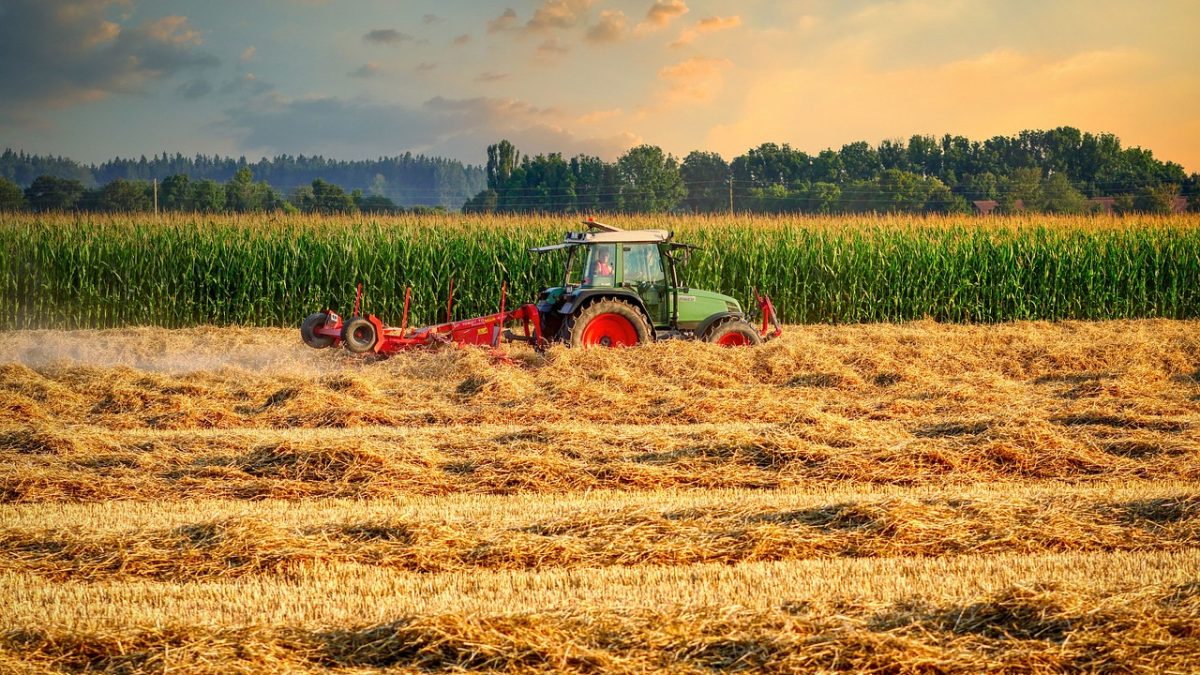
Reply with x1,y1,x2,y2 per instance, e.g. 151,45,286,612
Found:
595,261,613,275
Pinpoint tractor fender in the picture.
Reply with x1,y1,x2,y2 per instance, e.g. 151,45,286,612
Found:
558,288,651,320
694,311,746,339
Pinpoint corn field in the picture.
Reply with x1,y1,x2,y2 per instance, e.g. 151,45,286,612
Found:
2,212,1199,328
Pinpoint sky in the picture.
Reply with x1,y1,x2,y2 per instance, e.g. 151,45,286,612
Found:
1,0,1197,170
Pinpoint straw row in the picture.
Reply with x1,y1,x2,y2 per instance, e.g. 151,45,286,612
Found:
3,582,1198,673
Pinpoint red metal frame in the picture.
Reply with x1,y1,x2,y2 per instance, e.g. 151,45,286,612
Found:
311,281,544,354
752,287,783,340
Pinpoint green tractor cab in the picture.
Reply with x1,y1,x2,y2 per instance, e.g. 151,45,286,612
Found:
528,219,781,347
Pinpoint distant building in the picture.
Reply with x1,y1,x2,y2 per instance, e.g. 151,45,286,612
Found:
972,199,1024,215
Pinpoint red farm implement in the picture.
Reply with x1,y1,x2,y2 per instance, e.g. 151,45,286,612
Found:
302,281,543,355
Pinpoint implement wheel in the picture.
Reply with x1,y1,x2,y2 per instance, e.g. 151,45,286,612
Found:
301,312,335,349
705,319,762,347
341,317,378,354
564,299,652,348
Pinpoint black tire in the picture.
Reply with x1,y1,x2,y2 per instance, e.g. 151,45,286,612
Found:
301,312,335,349
341,316,378,354
562,298,653,348
704,319,762,347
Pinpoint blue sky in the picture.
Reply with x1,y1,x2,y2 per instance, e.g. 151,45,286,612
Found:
1,0,1197,169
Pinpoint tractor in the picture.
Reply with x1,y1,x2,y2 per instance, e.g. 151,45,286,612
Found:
300,219,780,354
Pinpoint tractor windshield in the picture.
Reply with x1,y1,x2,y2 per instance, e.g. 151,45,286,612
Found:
568,243,616,287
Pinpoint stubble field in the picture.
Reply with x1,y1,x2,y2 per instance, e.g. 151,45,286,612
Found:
1,318,1198,672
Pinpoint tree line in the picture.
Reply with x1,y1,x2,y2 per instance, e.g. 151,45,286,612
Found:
2,127,1197,215
0,168,447,215
0,149,485,210
465,128,1199,214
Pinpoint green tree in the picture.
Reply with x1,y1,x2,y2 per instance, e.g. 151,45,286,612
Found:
98,179,152,212
876,169,927,212
747,184,792,214
1133,184,1178,214
0,176,26,211
191,179,226,212
356,192,399,214
958,172,1000,201
160,174,193,211
998,168,1042,213
805,182,841,214
24,175,85,211
462,189,499,214
486,140,520,190
224,166,282,212
569,155,612,213
906,135,942,177
877,139,910,172
616,145,685,213
225,166,255,212
839,141,881,181
809,149,842,183
1112,194,1135,216
680,151,730,213
505,153,574,213
924,179,968,213
1039,172,1088,213
306,179,356,214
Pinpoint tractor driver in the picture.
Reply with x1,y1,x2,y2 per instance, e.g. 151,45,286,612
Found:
592,248,614,278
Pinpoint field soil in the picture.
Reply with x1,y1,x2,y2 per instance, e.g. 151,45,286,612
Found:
1,320,1198,672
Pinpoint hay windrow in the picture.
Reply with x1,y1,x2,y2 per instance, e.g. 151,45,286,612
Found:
3,583,1198,674
2,490,1196,580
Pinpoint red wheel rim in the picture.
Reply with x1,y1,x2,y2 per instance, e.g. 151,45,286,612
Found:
717,332,751,347
581,313,638,347
353,326,374,344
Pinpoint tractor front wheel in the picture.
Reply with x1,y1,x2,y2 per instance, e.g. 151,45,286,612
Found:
341,317,379,354
705,319,762,347
564,299,652,348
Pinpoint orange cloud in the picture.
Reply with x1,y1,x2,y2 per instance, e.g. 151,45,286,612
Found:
642,0,688,28
577,108,622,124
141,16,202,46
537,38,570,60
586,10,628,44
527,0,594,32
671,15,741,48
487,8,518,33
658,56,732,104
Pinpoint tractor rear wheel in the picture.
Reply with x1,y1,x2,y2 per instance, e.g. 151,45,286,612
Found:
563,299,652,348
341,317,379,354
301,312,335,349
705,319,762,347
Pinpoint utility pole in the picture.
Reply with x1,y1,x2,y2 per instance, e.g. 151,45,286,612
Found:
153,178,159,216
728,175,734,215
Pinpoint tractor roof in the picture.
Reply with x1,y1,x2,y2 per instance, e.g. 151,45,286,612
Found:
528,219,672,252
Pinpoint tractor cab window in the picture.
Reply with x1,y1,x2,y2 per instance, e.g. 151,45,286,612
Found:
571,243,616,287
623,244,668,325
622,244,665,284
